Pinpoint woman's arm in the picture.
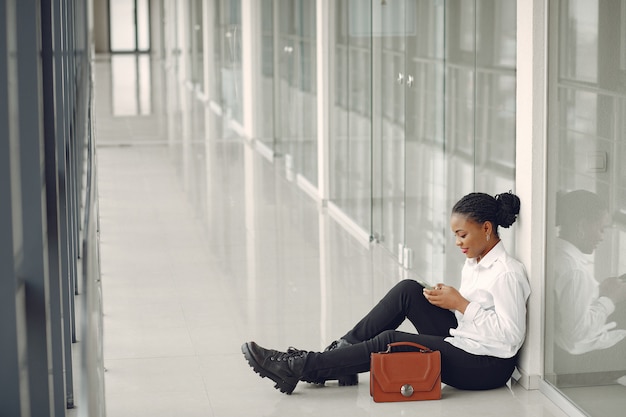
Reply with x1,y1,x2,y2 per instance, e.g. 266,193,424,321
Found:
425,272,529,347
423,285,469,313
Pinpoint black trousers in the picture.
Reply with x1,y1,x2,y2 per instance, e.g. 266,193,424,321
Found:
302,279,517,390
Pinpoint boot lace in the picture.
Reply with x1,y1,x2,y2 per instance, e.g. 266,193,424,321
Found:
324,338,351,352
269,347,308,362
325,340,339,351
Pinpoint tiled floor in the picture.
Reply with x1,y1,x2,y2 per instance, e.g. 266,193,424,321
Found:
94,55,570,417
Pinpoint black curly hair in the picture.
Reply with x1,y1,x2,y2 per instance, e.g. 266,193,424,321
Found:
452,191,521,236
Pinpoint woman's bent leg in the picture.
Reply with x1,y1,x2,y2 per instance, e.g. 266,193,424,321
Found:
303,330,516,390
302,330,422,382
409,334,517,390
341,279,458,344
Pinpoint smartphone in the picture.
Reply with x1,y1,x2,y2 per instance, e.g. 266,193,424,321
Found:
417,280,435,290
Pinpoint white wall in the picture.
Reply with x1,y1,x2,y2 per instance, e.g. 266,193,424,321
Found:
515,0,548,389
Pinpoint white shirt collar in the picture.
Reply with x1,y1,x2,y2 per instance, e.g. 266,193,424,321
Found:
466,240,505,269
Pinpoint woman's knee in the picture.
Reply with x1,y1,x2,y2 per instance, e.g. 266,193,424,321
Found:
392,279,429,306
368,330,438,353
366,330,398,351
393,279,423,294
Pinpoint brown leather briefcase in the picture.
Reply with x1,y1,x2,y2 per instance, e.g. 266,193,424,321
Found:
370,341,441,402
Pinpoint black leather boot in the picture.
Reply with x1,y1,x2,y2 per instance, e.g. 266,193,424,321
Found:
310,338,359,386
241,342,308,395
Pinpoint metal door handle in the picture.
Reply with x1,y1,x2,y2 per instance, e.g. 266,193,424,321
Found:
397,72,404,84
407,75,414,87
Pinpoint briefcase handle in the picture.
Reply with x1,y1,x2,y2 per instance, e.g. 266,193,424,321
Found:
384,342,434,354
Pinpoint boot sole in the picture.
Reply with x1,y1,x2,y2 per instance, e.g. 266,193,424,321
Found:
338,375,358,386
241,343,298,395
310,374,358,387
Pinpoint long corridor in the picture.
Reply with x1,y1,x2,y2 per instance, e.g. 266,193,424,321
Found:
94,56,569,417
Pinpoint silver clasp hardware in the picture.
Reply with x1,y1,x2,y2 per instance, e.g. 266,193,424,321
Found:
401,384,414,397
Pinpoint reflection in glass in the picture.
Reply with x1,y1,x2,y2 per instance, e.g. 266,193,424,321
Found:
219,0,243,124
375,0,407,260
404,0,445,278
553,190,626,355
258,0,275,146
546,1,626,414
329,1,517,286
276,0,317,187
443,0,517,282
190,0,204,88
330,1,372,233
559,0,598,83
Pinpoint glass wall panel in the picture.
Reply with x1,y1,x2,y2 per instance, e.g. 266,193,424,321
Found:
189,0,204,88
276,0,317,187
217,0,242,123
403,0,446,278
258,0,276,146
441,0,517,285
163,0,180,69
110,0,151,52
328,1,517,284
445,0,477,219
137,0,150,51
373,0,407,258
545,1,626,416
111,54,152,116
110,0,136,51
330,1,373,233
208,0,222,103
474,0,516,193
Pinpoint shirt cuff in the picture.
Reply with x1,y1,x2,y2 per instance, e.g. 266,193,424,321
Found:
461,301,480,321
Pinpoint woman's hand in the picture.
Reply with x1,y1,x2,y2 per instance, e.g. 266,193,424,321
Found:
423,284,470,313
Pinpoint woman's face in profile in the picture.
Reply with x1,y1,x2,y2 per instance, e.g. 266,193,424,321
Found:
450,213,491,260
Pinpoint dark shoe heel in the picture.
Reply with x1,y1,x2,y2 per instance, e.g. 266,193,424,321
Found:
338,374,358,386
306,338,359,387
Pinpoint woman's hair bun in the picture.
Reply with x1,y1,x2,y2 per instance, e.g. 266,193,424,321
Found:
495,191,521,228
452,191,521,232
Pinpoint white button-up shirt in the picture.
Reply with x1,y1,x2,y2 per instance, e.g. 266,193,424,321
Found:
445,241,531,358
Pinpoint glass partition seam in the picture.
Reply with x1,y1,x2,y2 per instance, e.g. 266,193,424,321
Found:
473,0,477,186
369,1,375,240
